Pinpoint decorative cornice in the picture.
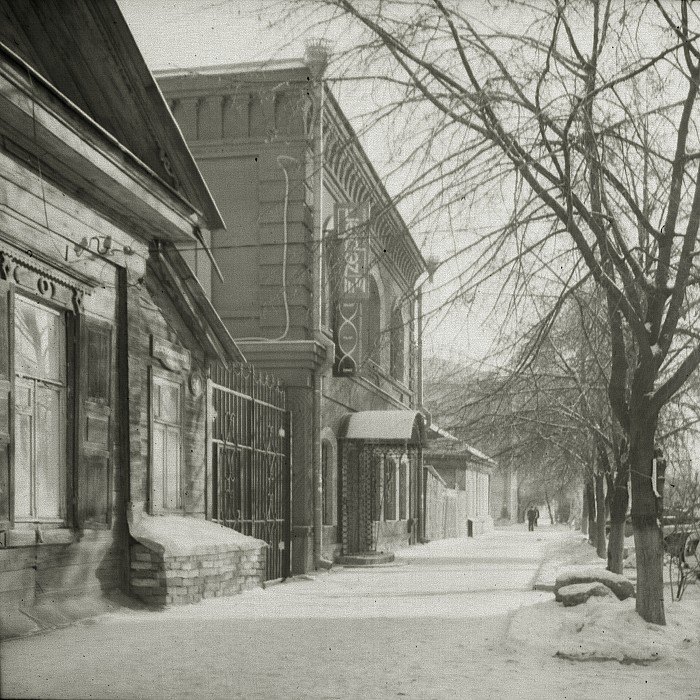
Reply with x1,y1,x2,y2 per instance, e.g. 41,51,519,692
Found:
322,90,427,287
0,247,90,313
157,67,427,286
0,241,94,294
236,339,330,374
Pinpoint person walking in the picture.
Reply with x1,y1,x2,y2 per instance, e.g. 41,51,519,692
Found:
526,506,536,531
534,507,540,527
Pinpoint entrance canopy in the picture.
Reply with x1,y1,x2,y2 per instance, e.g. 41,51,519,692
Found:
338,410,426,445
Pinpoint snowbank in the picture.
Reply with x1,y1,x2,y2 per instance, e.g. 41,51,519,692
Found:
554,566,635,600
511,585,700,664
129,514,266,557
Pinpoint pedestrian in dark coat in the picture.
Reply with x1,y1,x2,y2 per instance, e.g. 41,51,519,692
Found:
526,506,536,531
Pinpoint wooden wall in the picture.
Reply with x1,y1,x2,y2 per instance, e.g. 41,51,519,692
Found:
0,144,143,607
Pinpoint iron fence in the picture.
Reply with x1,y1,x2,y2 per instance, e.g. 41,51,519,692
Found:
210,362,291,581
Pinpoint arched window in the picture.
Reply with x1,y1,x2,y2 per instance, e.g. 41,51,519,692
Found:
383,456,397,521
364,276,381,365
390,304,405,382
399,457,408,520
321,245,331,329
321,439,336,526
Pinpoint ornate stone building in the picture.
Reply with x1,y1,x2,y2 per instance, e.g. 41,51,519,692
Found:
158,54,430,572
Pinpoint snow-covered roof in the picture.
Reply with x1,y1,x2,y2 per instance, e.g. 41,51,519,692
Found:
338,410,426,444
425,436,496,468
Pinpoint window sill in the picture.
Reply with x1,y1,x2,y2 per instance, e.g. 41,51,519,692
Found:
363,361,413,395
3,528,75,548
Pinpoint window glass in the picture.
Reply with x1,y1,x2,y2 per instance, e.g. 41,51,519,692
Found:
399,460,408,520
366,277,381,365
159,383,180,424
384,457,397,520
13,383,32,520
371,454,381,521
164,425,182,510
390,305,405,382
14,379,64,521
14,299,66,522
15,297,63,382
152,374,183,512
322,441,335,526
34,385,62,518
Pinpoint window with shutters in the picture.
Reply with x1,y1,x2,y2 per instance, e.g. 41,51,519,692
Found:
0,276,114,533
151,371,183,512
14,296,66,523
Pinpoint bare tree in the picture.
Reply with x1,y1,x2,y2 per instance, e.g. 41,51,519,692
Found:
303,0,700,624
426,286,615,552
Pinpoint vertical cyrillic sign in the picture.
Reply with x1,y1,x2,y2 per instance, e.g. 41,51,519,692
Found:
333,202,370,376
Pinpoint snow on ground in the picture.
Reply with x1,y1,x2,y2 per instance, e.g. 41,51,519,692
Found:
511,593,700,664
1,525,698,700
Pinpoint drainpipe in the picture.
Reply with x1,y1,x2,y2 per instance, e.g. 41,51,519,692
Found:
305,40,331,570
412,262,436,543
416,286,424,409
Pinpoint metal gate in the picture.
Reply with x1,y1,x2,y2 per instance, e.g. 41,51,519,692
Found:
210,362,291,581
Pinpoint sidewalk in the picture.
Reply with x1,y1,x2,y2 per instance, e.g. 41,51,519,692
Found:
2,525,693,700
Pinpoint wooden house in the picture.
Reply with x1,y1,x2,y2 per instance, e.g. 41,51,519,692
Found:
0,0,268,634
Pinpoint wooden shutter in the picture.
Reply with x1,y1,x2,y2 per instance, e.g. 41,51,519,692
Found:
77,318,113,527
0,280,11,525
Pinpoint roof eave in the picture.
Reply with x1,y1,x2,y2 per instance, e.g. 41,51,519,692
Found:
90,2,226,232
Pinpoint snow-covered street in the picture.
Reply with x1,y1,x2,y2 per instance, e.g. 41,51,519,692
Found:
1,524,697,700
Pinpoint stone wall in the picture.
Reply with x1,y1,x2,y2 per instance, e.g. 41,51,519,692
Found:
130,543,266,606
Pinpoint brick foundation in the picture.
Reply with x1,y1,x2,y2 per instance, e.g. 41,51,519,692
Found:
130,542,267,606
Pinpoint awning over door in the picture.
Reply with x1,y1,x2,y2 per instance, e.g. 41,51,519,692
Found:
338,410,426,445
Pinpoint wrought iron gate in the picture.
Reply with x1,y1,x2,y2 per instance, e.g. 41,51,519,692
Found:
210,363,291,581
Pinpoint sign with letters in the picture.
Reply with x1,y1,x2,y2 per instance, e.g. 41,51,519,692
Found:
333,202,370,377
151,335,191,372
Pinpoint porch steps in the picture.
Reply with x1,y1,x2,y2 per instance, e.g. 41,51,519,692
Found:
337,552,395,567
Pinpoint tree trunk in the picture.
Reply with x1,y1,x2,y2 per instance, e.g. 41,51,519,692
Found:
595,471,607,559
544,490,554,525
633,520,665,624
607,457,629,574
581,486,589,535
585,478,597,548
629,401,665,625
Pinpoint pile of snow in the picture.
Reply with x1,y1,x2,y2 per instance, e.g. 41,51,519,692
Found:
554,566,635,600
129,514,266,556
557,581,614,606
511,587,700,664
556,596,699,663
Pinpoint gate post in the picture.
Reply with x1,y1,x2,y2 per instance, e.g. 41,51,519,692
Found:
283,409,292,579
205,366,214,521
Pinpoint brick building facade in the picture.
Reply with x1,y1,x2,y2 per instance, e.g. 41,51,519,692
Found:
158,54,431,572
